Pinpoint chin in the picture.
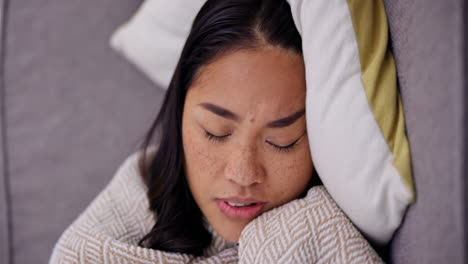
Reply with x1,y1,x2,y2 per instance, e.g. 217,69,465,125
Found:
220,231,240,243
215,223,245,243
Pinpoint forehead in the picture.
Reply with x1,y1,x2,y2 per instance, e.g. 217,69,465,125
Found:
188,46,306,118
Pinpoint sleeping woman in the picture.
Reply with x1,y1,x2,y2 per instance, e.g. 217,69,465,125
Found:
50,0,383,263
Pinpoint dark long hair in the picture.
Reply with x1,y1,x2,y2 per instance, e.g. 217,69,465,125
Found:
138,0,302,256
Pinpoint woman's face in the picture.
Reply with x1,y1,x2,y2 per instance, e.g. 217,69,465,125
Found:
182,46,313,243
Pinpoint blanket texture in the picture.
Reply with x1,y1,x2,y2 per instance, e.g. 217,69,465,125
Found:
50,153,383,263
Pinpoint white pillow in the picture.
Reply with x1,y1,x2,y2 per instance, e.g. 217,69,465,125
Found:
110,0,414,245
111,0,206,87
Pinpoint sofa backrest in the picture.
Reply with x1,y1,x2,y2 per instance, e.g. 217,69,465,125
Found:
384,0,467,262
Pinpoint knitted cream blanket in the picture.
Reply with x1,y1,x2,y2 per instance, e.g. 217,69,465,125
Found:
50,153,383,263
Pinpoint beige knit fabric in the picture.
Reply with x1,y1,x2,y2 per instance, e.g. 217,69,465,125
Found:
239,188,383,263
50,153,383,263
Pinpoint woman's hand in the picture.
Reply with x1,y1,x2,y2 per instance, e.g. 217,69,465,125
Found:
238,186,384,263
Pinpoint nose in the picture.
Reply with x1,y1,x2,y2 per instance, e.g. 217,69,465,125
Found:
224,145,265,187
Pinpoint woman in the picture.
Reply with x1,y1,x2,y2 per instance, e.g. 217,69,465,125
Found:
51,0,382,262
138,0,312,255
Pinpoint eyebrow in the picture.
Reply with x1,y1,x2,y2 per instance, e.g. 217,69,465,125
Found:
199,103,240,121
266,109,305,128
199,103,305,128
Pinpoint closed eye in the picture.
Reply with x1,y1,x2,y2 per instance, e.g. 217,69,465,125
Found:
266,135,303,153
204,130,231,142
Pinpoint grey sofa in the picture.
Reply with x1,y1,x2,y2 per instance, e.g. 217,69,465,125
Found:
0,0,466,263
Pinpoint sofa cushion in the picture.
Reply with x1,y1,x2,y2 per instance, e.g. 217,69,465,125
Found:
3,0,164,263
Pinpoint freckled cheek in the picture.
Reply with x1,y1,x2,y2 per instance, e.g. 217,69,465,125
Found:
266,146,313,202
183,132,225,190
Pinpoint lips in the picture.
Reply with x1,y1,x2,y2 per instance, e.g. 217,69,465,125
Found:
216,198,266,220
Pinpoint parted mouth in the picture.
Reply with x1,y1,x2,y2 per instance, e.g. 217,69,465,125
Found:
218,197,265,205
216,197,267,220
